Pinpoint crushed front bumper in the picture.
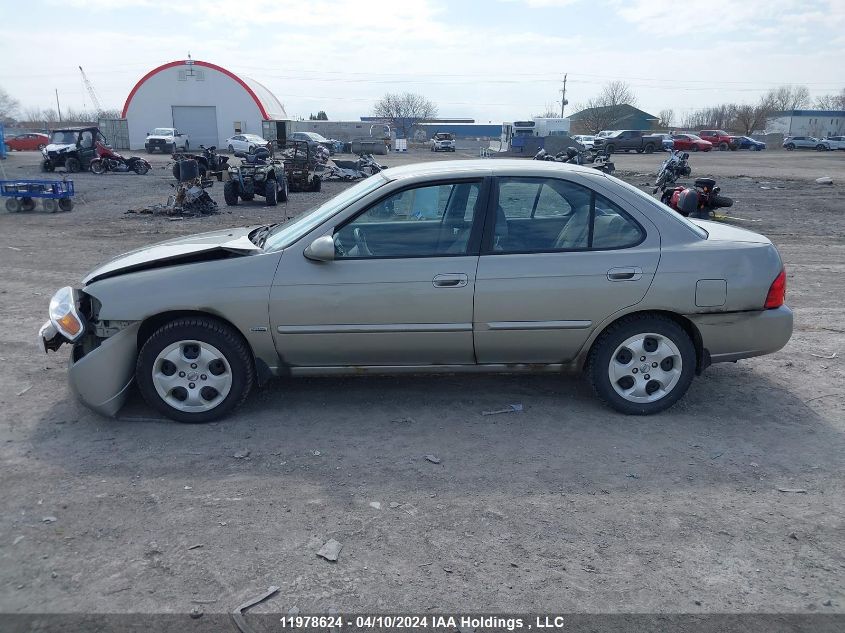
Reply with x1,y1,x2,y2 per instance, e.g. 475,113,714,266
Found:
41,322,141,417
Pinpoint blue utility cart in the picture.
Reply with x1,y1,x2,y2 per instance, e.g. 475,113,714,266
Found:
1,179,74,213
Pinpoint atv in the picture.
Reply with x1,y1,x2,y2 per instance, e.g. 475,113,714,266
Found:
280,140,322,193
223,148,288,206
41,127,107,173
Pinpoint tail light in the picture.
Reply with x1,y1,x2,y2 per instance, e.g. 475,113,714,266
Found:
764,269,786,309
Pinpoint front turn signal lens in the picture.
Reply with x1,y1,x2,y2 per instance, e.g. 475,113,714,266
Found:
48,286,86,341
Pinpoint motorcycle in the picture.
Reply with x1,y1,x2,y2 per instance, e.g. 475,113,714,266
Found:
660,177,733,219
652,150,691,193
90,142,151,175
533,147,615,174
171,144,229,179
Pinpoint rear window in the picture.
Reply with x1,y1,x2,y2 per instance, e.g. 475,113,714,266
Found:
602,177,708,239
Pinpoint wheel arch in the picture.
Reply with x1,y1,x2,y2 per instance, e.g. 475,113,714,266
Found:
579,309,706,374
136,310,272,385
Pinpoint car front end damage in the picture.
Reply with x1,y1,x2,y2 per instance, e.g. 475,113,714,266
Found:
39,286,140,416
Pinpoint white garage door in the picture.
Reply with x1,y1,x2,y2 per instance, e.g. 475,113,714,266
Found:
172,106,218,148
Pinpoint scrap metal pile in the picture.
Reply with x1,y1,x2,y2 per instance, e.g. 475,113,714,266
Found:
127,159,218,217
321,153,386,181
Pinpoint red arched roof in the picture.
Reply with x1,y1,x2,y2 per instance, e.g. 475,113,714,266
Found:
122,60,270,119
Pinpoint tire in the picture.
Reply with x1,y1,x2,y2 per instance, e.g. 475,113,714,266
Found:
42,160,54,173
58,198,73,212
816,144,827,151
170,143,177,153
785,143,795,150
42,199,58,213
135,317,255,423
133,161,150,175
604,144,615,153
21,197,36,212
311,175,322,192
644,144,655,154
278,177,289,202
185,141,190,151
248,145,255,154
587,314,696,415
264,178,277,206
198,165,207,178
712,194,733,208
223,180,239,205
5,198,21,213
691,145,699,152
90,159,106,175
171,163,181,179
718,142,728,151
228,144,234,153
65,157,80,173
38,143,45,150
146,147,153,154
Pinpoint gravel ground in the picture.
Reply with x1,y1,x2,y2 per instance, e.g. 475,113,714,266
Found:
0,148,843,621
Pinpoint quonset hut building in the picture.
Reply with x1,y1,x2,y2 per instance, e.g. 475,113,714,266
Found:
122,58,287,150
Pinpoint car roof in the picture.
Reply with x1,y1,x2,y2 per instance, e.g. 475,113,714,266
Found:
381,159,602,182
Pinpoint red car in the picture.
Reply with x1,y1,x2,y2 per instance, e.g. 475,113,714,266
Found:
670,133,713,152
4,132,49,151
698,130,736,151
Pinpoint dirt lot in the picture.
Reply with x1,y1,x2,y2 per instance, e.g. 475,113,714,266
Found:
0,147,843,620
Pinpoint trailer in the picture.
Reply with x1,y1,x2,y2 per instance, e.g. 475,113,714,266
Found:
1,179,74,213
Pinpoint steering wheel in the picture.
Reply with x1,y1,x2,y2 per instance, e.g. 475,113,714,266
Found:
353,227,374,256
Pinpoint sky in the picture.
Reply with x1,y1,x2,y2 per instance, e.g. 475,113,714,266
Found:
1,0,844,124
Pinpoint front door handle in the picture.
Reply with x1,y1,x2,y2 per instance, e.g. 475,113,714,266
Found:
432,273,468,288
607,266,643,281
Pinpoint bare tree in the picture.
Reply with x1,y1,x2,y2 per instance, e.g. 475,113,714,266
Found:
814,89,845,110
658,108,674,128
764,85,810,112
571,81,639,134
372,92,438,139
533,104,560,118
733,103,769,135
0,86,20,121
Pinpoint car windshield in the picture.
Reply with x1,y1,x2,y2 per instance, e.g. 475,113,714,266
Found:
581,136,595,141
434,133,453,140
50,130,78,144
152,128,173,135
304,132,329,142
263,175,388,251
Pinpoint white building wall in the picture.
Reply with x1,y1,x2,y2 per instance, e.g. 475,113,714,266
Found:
766,114,845,137
125,66,267,150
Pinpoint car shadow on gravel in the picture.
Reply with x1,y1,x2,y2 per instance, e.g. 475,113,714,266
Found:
28,365,842,495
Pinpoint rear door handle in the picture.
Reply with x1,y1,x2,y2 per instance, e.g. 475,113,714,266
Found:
607,266,643,281
433,273,468,288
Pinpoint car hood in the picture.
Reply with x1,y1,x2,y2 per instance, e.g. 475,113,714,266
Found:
146,135,174,140
45,143,75,152
82,227,262,285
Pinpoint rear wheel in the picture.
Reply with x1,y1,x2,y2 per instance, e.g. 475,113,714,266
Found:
20,197,36,212
58,198,73,212
278,177,289,202
604,144,615,153
785,143,795,150
5,198,21,213
223,180,239,205
644,144,655,154
42,199,58,213
816,144,827,151
228,144,234,153
587,314,696,415
171,163,181,179
311,175,322,192
691,145,699,152
136,317,255,423
718,142,728,151
38,143,45,150
65,157,80,173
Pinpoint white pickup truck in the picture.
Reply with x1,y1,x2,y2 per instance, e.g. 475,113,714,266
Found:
145,128,190,153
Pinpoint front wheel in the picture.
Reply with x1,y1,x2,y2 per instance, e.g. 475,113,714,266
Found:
311,175,322,192
228,144,234,153
223,180,239,205
785,143,795,150
133,161,150,175
644,144,655,154
42,160,55,173
136,317,255,423
604,144,615,153
90,159,106,175
264,178,277,206
587,315,696,415
816,144,827,151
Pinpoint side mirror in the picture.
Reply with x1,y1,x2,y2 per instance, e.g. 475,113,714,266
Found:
304,235,336,262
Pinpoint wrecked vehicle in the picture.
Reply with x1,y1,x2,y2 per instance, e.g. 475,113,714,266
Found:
171,144,229,180
280,140,321,192
41,127,107,173
224,148,288,206
40,160,792,423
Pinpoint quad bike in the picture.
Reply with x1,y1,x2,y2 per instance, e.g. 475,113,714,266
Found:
172,145,229,180
660,177,733,219
224,147,289,206
90,142,151,175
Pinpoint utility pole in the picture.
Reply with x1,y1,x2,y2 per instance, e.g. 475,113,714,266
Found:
559,73,568,118
55,88,62,122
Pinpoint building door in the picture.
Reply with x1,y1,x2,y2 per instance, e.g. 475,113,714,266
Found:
172,106,217,148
